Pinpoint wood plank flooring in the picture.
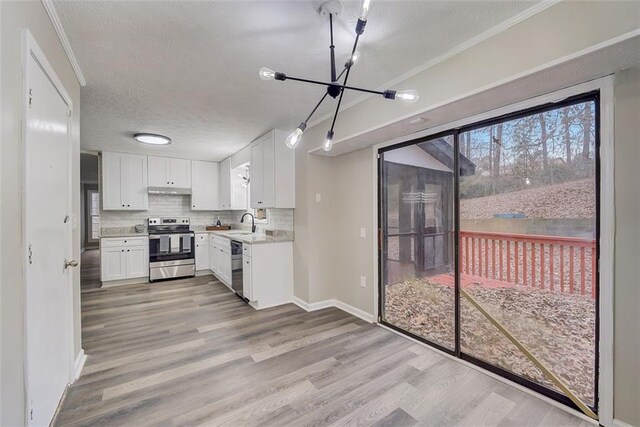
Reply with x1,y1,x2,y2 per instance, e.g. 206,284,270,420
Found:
55,275,592,426
81,248,102,290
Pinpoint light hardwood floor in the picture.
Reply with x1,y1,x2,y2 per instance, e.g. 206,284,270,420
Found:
55,275,591,426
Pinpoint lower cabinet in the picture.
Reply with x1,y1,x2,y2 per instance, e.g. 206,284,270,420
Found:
195,233,210,271
209,235,232,287
101,237,149,282
101,247,127,281
242,254,252,301
242,241,293,309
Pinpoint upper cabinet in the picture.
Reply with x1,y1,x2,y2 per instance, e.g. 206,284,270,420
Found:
148,156,192,188
191,160,219,211
250,130,294,209
102,152,149,210
219,157,231,210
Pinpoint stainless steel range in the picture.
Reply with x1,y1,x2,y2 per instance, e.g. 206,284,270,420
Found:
148,217,195,281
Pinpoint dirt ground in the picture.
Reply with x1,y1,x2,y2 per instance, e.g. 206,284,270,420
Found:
384,277,596,406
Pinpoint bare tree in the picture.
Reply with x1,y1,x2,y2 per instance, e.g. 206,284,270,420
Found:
581,104,593,160
539,113,548,171
562,106,572,164
493,123,503,178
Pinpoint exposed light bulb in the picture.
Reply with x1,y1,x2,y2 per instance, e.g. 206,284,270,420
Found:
259,67,276,80
351,51,360,64
360,0,372,20
286,123,307,149
322,130,334,152
395,89,419,103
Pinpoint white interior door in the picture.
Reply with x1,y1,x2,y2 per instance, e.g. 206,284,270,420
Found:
24,40,74,426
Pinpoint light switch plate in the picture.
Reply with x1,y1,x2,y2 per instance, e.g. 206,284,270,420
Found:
315,193,322,202
360,227,366,238
360,276,367,288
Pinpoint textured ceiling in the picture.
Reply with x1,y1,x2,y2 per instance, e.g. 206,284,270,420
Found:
55,0,539,161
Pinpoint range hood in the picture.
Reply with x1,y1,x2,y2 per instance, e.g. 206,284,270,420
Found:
148,186,192,195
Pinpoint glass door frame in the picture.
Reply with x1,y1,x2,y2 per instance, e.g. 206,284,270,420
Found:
377,90,601,415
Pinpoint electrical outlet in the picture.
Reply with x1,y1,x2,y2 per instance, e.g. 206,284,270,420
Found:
360,276,367,288
315,193,322,202
360,227,366,238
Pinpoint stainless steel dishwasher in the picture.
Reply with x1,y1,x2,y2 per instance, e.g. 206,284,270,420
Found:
230,240,246,301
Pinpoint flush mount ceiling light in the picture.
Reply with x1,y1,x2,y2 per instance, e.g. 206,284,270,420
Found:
259,0,419,152
133,133,171,145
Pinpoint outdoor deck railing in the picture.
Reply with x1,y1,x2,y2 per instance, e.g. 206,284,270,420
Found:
459,230,597,299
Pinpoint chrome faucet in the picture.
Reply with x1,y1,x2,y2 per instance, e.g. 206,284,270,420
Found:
241,213,256,233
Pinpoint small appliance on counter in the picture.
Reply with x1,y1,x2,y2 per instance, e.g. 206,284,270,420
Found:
206,216,230,231
148,217,195,281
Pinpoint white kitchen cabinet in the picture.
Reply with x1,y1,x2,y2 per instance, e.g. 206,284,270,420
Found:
148,156,192,188
101,237,149,282
209,236,218,275
242,241,293,309
250,130,294,209
209,235,232,287
101,247,126,281
125,246,148,278
242,254,253,301
220,245,232,286
102,152,149,210
191,161,219,210
195,233,210,271
219,157,231,210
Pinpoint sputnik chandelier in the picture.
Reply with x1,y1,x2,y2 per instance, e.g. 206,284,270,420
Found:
259,0,419,152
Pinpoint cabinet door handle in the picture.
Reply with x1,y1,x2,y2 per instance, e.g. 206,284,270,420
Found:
166,181,170,184
171,182,174,184
127,249,130,252
121,249,124,252
127,204,130,207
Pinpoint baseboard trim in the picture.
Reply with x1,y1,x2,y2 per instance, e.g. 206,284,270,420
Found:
72,349,87,383
613,419,637,427
102,277,149,287
292,297,374,323
332,300,375,323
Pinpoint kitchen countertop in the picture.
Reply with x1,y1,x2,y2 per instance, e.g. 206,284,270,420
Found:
195,230,293,245
100,232,149,238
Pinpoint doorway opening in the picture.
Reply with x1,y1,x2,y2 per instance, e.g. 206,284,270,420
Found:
81,153,101,290
378,92,600,416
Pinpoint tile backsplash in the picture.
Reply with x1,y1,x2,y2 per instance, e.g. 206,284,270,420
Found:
100,194,293,236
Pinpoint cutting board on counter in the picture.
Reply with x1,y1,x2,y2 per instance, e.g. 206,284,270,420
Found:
206,226,231,231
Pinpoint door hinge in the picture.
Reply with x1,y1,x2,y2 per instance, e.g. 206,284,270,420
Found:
28,244,33,265
28,88,33,108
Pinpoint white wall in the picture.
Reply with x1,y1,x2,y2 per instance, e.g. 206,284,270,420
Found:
612,67,640,427
293,2,639,425
1,1,82,425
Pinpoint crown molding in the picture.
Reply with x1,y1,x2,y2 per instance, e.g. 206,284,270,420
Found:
308,0,561,128
41,0,86,87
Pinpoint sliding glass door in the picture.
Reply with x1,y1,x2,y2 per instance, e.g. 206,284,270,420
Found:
379,134,456,351
378,93,599,414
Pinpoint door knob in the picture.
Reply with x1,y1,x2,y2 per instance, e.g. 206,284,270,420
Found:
64,259,78,269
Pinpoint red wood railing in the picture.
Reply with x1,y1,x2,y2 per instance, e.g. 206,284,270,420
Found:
460,230,596,299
